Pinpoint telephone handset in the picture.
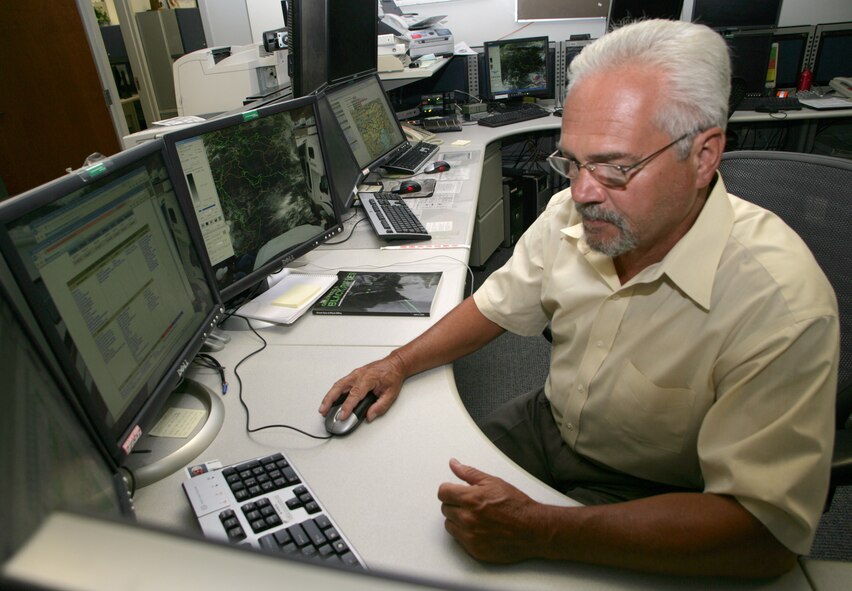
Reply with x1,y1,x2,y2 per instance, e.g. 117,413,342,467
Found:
828,77,852,98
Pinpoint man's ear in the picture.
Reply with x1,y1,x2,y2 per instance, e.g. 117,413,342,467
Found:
693,127,726,188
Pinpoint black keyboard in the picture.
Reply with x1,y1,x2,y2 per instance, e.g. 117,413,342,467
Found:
360,192,431,241
477,106,551,127
382,141,439,174
182,452,366,569
736,96,802,112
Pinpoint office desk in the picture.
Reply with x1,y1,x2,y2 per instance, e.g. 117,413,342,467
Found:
132,118,817,591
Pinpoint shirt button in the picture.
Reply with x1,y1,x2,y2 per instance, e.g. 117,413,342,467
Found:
566,423,575,431
596,340,604,348
577,385,585,393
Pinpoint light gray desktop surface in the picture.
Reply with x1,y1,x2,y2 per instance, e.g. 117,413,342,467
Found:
128,120,817,591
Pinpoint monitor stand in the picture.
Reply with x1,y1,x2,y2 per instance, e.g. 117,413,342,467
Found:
123,378,224,489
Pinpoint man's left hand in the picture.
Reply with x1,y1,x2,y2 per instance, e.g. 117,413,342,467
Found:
437,458,547,563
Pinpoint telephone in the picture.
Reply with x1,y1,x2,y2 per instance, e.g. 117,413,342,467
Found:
829,77,852,98
401,123,438,144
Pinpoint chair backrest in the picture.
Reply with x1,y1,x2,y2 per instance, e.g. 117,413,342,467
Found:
719,151,852,426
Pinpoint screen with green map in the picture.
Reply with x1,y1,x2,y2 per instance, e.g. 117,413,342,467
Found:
325,74,407,170
167,97,343,303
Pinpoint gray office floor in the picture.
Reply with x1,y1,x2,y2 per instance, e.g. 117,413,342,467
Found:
454,246,851,562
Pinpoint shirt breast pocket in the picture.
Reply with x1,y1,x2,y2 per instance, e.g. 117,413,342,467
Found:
604,361,696,454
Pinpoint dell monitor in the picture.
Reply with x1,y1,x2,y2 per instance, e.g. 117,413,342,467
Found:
607,0,683,30
0,278,135,564
691,0,782,31
482,36,553,104
811,22,852,87
323,74,411,173
163,96,345,305
0,140,224,474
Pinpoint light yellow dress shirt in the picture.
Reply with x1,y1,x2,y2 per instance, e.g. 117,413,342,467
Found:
473,175,839,554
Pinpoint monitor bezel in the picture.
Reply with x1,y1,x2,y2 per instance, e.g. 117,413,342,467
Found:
0,139,225,465
691,0,782,32
481,36,554,103
315,92,364,210
810,21,852,87
161,94,346,305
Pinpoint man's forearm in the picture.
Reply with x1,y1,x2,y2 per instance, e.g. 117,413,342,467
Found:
534,492,796,578
391,296,505,378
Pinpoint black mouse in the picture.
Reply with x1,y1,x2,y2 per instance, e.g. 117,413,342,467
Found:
424,160,451,174
324,392,379,436
397,180,422,194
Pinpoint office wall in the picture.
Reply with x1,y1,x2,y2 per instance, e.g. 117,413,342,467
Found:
404,0,852,46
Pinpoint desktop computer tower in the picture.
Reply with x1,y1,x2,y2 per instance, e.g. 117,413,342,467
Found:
501,171,551,246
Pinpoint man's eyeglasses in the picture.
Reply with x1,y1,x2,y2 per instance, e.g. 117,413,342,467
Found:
547,132,694,188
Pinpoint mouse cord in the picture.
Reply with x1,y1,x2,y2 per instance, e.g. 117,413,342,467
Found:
232,314,332,440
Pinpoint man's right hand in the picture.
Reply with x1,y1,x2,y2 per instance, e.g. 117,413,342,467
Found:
318,352,408,423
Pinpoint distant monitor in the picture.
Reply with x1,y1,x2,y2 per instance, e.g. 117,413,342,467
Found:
0,140,223,469
164,96,344,304
327,0,378,86
767,26,814,89
286,0,328,97
607,0,683,29
482,36,553,103
324,74,410,173
692,0,781,31
811,22,852,87
0,278,135,564
723,32,775,93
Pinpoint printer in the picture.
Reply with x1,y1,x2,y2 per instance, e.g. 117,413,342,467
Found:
379,13,454,59
173,44,288,116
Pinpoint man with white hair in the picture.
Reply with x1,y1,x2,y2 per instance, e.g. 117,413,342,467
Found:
320,19,838,577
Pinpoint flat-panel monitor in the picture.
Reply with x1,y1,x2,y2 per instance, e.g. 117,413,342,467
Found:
286,0,328,97
327,0,378,86
0,278,135,564
482,36,553,103
811,21,852,87
324,74,410,173
607,0,683,30
691,0,782,31
316,93,363,210
723,32,775,93
723,26,814,91
0,140,223,468
163,96,344,304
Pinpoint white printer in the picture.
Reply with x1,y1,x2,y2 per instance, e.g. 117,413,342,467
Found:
173,44,288,116
379,14,454,59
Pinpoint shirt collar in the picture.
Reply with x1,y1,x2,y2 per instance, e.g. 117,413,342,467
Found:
560,174,734,309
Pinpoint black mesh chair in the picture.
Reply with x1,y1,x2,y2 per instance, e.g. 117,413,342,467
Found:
719,150,852,507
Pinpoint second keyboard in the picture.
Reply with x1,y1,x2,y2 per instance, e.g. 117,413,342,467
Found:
360,192,431,241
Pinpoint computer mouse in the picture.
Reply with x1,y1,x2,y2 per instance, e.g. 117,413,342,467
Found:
324,392,379,436
424,160,451,174
397,180,422,194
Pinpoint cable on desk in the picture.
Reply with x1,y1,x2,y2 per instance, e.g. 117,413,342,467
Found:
194,353,228,395
231,314,332,440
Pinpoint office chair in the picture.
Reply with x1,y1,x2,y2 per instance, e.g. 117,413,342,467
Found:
719,150,852,508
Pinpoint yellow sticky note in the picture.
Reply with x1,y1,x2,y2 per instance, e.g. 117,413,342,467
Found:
272,283,322,308
451,140,471,146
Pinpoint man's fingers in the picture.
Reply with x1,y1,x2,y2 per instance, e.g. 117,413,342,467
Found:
449,458,491,485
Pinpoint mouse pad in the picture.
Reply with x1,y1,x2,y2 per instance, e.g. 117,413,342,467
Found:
380,178,437,198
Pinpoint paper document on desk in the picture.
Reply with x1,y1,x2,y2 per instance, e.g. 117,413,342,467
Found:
799,97,852,110
237,270,337,324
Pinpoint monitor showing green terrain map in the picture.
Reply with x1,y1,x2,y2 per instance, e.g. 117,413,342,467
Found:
163,96,345,304
323,74,410,173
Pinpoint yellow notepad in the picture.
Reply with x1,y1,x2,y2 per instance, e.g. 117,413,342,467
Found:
272,283,322,308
